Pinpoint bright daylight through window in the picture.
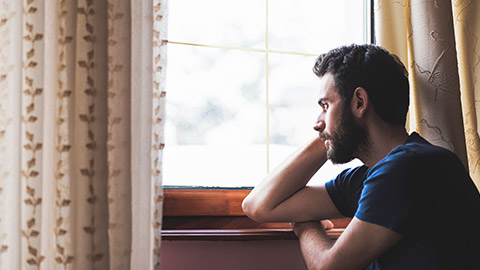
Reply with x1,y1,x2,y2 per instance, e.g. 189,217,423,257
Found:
164,0,371,188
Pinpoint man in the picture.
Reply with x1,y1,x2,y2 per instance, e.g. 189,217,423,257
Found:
242,44,480,270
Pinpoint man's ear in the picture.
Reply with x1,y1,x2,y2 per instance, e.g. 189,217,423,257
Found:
351,87,369,118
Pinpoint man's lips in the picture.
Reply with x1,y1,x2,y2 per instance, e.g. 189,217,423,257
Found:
324,139,330,148
319,134,331,148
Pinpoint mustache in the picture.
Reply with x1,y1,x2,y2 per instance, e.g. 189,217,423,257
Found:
319,133,331,140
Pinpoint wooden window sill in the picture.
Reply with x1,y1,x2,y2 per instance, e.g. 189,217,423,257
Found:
162,188,350,241
162,228,345,241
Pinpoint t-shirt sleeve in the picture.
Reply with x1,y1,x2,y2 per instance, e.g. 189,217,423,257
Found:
355,149,416,235
325,166,369,218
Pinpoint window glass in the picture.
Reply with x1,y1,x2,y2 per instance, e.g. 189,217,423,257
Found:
168,0,265,49
165,45,267,187
164,0,370,188
269,0,364,53
268,53,319,147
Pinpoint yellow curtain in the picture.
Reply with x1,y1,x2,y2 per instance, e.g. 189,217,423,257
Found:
0,0,166,269
375,0,480,189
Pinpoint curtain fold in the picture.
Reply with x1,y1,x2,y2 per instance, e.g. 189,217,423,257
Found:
451,0,480,187
375,0,480,189
0,0,167,269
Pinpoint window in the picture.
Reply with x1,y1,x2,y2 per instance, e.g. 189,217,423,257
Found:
165,0,371,188
163,1,373,238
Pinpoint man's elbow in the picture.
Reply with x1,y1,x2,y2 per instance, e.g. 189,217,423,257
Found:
242,195,270,223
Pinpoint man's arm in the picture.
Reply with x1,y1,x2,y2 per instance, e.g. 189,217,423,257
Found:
242,136,344,223
293,218,402,270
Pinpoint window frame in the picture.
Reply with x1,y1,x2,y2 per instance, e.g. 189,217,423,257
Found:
162,0,374,240
162,188,351,240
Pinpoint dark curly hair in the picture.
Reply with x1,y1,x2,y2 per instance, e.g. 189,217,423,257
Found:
313,44,409,127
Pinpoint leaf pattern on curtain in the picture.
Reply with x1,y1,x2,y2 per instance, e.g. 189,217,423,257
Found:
106,1,132,268
22,0,45,267
0,0,167,269
76,0,108,268
54,0,74,268
151,1,166,266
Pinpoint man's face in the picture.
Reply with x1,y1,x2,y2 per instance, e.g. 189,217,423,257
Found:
315,73,369,164
323,103,368,164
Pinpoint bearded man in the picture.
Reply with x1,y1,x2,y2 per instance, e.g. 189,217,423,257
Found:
242,44,480,270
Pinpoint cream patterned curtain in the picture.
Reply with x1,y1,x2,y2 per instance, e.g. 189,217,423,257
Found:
0,0,167,269
375,0,480,189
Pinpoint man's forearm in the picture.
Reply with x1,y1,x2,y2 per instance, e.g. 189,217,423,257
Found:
242,136,328,222
293,221,335,270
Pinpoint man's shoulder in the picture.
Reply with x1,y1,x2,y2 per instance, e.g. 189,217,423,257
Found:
328,165,369,193
365,134,466,189
395,132,445,154
339,165,370,179
382,133,458,169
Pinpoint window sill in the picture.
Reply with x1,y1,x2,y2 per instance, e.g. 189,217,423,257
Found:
162,228,345,241
162,188,350,241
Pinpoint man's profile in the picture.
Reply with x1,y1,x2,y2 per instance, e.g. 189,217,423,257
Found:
242,44,480,270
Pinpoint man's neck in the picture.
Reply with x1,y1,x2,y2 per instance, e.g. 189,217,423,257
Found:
358,125,409,168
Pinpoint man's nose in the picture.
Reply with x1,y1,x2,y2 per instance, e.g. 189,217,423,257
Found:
313,117,325,132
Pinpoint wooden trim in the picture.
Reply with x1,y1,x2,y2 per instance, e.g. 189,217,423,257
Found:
163,215,351,230
162,188,350,240
162,228,345,241
163,188,250,216
162,229,296,241
163,216,292,230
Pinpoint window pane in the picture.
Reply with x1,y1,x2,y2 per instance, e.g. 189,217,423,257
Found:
169,0,265,49
268,53,319,169
164,44,267,187
268,53,362,183
269,53,319,147
165,0,369,188
269,0,365,53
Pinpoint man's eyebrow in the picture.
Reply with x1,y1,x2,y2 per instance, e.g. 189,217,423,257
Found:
317,98,328,105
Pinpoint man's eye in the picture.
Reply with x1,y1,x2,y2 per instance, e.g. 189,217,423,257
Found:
320,102,328,110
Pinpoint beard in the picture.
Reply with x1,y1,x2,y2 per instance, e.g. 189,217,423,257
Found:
322,106,370,164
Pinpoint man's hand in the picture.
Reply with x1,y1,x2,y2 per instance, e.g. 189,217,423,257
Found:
291,217,402,270
242,137,344,223
292,220,335,237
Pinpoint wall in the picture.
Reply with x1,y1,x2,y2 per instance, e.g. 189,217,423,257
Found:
161,239,307,270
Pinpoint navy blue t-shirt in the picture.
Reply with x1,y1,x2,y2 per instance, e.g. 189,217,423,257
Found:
325,132,480,269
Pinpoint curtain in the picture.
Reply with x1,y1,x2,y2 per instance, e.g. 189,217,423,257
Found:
0,0,167,269
375,0,480,189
